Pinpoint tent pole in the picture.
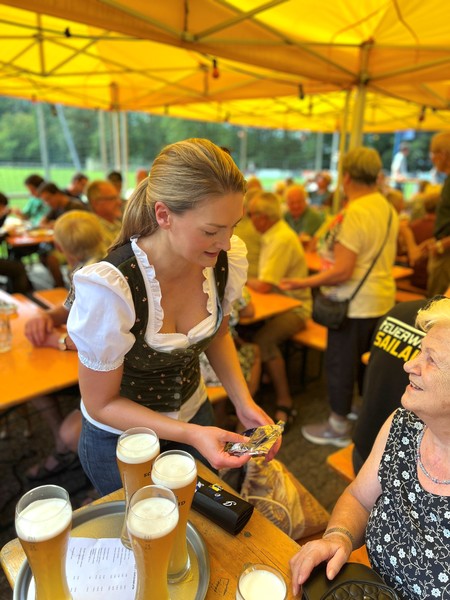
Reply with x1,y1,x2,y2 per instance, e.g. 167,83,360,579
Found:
98,110,108,174
120,111,129,190
111,111,121,170
330,131,339,171
332,89,352,214
349,84,367,149
314,132,324,172
35,102,50,180
55,104,81,171
239,128,248,173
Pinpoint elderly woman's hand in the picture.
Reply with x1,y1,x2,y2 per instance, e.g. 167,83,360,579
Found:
289,534,352,596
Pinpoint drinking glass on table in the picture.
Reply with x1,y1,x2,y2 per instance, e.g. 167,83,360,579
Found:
15,484,73,600
116,426,160,549
151,450,197,582
127,485,179,600
236,563,287,600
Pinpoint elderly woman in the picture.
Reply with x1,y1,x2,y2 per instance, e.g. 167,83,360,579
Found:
290,295,450,600
281,147,398,445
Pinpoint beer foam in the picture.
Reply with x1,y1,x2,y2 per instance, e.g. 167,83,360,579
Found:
15,498,72,542
151,453,197,489
239,569,286,600
117,433,160,464
127,497,178,539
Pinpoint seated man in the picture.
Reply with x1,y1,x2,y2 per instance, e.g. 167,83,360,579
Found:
86,180,123,247
284,184,324,237
247,191,312,427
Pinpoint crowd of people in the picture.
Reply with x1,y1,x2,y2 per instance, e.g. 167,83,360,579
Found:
2,134,450,600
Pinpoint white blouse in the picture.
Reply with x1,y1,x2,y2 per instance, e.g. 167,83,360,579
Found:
67,235,248,431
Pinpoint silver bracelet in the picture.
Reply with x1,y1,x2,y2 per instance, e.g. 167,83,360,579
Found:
323,526,355,548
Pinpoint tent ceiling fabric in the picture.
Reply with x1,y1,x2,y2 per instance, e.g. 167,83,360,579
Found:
1,0,450,131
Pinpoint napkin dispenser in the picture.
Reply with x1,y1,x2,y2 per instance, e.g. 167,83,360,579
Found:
192,475,254,535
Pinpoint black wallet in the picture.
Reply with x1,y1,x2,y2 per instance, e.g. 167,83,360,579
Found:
302,562,400,600
192,475,254,535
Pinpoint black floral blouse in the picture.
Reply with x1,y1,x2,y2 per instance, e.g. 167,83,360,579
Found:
366,408,450,599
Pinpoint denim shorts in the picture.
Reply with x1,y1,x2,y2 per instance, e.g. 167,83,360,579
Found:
78,400,215,496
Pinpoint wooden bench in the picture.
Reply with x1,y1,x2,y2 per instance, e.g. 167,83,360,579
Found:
395,289,426,303
206,386,228,404
289,319,328,387
326,443,356,483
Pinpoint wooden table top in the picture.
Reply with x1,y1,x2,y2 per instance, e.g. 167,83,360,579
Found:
6,228,54,247
32,287,68,309
1,461,299,599
240,288,302,325
305,251,413,280
0,290,78,411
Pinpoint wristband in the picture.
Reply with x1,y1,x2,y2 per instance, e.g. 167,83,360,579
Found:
323,526,355,548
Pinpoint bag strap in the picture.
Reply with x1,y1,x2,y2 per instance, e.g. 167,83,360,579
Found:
348,205,394,301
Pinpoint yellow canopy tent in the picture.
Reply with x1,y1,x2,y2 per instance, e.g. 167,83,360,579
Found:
1,0,450,134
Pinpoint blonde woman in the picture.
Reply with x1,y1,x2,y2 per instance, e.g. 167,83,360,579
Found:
68,139,276,495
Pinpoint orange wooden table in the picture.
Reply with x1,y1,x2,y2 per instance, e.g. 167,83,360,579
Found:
6,228,54,248
305,251,413,280
240,288,302,325
0,290,78,410
32,287,68,309
1,461,300,599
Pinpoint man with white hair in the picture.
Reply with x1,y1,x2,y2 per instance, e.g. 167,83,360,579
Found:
247,191,312,428
284,184,324,236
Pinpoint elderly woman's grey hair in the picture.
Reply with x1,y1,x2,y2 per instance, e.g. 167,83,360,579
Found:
342,147,382,186
416,296,450,332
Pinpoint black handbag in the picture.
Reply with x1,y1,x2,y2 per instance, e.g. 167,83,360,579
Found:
312,208,393,331
302,562,400,600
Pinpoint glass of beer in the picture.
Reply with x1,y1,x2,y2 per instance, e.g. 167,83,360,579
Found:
116,426,160,549
236,563,287,600
15,484,73,600
151,450,197,582
127,484,179,600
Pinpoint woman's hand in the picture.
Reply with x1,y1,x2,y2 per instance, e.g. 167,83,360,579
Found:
192,426,255,470
25,313,55,347
289,536,351,596
234,400,281,462
279,278,307,290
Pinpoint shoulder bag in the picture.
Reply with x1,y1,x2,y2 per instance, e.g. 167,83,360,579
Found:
302,562,400,600
312,208,393,330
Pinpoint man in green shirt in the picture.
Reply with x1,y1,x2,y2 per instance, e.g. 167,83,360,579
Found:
284,184,324,237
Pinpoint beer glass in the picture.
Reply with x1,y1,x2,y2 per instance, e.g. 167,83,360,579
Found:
116,426,160,549
15,484,72,600
151,450,197,582
127,484,179,600
236,564,287,600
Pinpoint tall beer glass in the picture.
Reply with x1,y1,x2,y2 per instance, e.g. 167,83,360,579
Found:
127,484,178,600
151,450,197,582
15,484,72,600
116,426,160,548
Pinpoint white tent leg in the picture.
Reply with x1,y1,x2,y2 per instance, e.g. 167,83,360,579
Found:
98,110,108,174
36,102,50,180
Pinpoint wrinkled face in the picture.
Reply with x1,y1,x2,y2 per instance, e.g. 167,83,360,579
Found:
430,144,450,174
286,194,306,218
402,324,450,421
91,183,122,222
164,192,244,267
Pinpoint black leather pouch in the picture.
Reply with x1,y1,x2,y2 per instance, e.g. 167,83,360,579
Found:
302,562,400,600
192,475,254,535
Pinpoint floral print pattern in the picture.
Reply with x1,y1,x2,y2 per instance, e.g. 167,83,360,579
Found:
366,409,450,599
